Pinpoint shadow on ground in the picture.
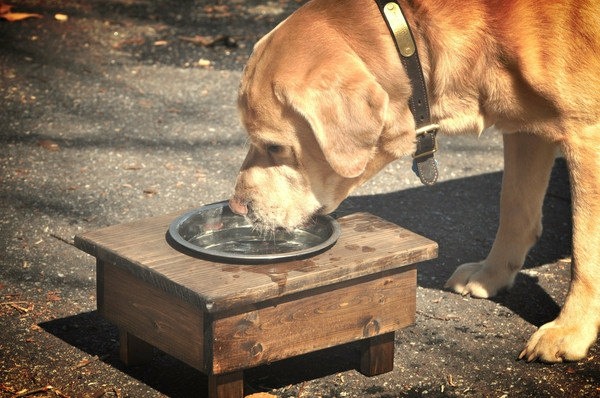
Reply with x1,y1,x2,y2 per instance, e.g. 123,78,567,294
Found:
337,158,571,329
41,310,461,397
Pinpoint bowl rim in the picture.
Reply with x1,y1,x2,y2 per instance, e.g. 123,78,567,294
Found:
167,201,341,264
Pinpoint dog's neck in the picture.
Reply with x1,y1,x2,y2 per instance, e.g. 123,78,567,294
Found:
375,0,441,185
394,0,495,136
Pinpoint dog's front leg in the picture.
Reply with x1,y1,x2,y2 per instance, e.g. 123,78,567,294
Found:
520,127,600,362
445,132,556,298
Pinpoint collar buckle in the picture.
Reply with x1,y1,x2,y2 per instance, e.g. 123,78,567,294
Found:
412,124,439,159
412,124,439,185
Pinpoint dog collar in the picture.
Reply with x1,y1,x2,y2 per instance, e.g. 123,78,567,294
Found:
375,0,439,185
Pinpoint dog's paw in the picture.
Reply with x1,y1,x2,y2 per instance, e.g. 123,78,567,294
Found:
444,261,516,298
519,320,595,362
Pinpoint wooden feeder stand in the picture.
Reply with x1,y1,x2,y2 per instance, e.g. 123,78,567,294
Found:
75,212,437,398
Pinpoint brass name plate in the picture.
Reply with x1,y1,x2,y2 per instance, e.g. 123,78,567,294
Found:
383,2,416,57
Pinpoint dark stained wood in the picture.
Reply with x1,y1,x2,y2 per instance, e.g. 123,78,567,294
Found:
359,332,395,376
96,259,104,312
99,260,205,371
76,212,438,313
76,211,437,397
208,371,244,398
211,268,415,374
119,329,154,366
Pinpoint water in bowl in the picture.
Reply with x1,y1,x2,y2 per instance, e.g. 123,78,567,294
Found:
189,226,325,255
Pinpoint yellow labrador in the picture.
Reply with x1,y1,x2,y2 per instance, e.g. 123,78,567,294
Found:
229,0,600,363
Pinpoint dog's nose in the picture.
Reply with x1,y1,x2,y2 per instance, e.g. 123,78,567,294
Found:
228,197,248,215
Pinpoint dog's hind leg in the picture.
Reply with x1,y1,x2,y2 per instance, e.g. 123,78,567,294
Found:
519,125,600,362
445,132,556,298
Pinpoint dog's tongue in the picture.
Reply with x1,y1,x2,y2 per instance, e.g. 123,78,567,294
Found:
228,198,248,216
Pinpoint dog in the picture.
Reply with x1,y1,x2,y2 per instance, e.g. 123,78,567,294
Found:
229,0,600,363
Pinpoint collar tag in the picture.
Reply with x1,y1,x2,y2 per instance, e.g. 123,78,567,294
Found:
382,2,416,57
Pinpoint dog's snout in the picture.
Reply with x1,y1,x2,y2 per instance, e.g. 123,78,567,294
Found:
229,197,249,216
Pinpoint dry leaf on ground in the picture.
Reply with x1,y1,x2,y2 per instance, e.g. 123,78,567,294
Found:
37,139,60,151
46,291,61,302
0,3,42,21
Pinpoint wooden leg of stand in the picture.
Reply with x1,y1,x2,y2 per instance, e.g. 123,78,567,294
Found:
119,329,154,366
208,371,244,398
359,332,395,376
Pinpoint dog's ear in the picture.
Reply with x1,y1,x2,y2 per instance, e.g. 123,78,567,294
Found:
275,57,389,178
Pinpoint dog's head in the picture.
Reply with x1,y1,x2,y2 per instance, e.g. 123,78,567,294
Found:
230,3,417,229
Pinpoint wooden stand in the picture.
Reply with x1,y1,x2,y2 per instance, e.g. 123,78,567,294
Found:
75,212,437,397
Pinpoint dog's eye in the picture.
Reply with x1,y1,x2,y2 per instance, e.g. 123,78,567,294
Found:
266,144,284,155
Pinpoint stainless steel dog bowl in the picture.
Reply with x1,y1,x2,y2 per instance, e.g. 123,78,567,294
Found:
168,201,340,263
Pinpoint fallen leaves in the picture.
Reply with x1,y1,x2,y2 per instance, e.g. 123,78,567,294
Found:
179,34,238,48
142,187,158,196
197,58,211,67
113,31,237,61
73,355,98,369
1,301,33,314
92,386,123,398
163,162,177,171
0,3,42,22
122,162,144,171
202,4,231,17
195,169,207,182
112,35,145,50
416,310,460,322
13,168,30,178
1,384,70,398
0,4,70,23
447,374,458,387
46,290,61,302
37,139,60,151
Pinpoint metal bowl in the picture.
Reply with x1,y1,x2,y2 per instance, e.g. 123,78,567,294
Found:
167,201,340,263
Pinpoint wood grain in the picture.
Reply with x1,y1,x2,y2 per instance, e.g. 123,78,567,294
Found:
208,371,244,398
119,329,154,366
79,211,437,385
210,268,416,374
99,260,205,371
359,332,395,376
76,212,437,313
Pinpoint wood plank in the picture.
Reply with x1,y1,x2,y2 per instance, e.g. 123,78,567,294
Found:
359,332,395,376
98,260,206,371
208,371,244,398
76,213,436,313
119,329,155,366
96,259,105,311
210,268,416,374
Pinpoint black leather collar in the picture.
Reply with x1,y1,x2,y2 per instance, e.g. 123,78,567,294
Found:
374,0,439,185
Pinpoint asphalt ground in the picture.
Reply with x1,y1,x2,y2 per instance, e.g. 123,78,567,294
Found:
0,1,598,397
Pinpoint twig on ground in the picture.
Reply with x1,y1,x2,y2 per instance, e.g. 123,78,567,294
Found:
13,385,53,397
49,233,75,247
1,301,32,314
417,310,460,321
